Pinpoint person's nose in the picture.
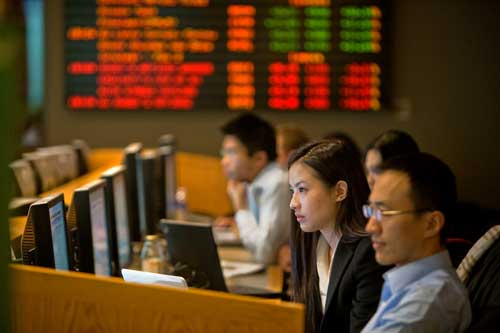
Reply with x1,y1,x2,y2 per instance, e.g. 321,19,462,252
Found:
289,192,299,210
221,155,230,168
365,214,380,235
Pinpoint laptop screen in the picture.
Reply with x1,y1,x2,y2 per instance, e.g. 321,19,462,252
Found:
160,219,227,291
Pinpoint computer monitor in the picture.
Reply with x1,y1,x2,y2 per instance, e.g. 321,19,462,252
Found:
21,193,71,270
9,159,38,197
160,219,226,291
67,179,113,276
160,219,275,297
23,151,58,193
35,150,66,187
101,165,132,273
158,145,177,219
38,145,79,182
72,139,91,176
123,142,142,241
136,149,163,235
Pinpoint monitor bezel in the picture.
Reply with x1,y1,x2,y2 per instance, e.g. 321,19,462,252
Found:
160,219,227,292
123,142,143,242
71,179,114,276
101,165,132,273
22,193,71,270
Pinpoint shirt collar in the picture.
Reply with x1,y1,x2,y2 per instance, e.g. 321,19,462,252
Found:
384,250,453,293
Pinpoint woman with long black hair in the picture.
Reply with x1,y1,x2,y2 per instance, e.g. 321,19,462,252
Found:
288,140,388,333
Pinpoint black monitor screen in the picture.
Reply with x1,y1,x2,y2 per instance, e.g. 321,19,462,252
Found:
22,193,70,271
161,146,177,219
89,186,112,276
113,172,131,267
49,200,70,270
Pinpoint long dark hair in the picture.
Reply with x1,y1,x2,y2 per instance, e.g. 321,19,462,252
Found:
288,140,370,333
365,129,419,162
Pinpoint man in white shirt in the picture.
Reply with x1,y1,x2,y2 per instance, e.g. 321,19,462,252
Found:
216,114,291,264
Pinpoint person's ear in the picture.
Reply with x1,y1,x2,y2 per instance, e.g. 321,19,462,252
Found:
423,211,445,239
251,151,268,166
334,180,348,202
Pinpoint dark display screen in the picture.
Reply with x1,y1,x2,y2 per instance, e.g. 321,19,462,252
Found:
65,0,390,112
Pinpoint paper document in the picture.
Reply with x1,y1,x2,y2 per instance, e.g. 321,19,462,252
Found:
213,227,242,246
221,260,265,279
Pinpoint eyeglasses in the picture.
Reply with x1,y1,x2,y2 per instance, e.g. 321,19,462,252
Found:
362,204,433,222
219,147,241,157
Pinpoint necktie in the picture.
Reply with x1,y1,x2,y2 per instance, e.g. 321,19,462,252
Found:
247,186,261,224
380,283,392,303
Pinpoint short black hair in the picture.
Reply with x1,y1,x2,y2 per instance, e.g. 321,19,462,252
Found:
365,129,419,162
379,152,457,243
221,113,277,161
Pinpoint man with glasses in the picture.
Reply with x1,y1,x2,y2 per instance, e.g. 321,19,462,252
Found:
361,153,471,332
216,114,290,264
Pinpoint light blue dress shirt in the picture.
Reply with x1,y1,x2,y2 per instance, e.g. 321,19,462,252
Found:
362,251,471,333
234,162,291,264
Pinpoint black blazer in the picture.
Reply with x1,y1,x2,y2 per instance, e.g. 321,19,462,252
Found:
319,236,388,333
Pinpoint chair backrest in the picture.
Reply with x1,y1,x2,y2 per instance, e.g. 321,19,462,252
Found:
446,238,473,268
457,225,500,332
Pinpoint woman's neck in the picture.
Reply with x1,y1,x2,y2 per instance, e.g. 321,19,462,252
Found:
320,226,341,252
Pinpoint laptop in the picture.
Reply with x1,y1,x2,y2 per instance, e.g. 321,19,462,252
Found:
159,219,281,298
173,212,242,246
122,268,188,289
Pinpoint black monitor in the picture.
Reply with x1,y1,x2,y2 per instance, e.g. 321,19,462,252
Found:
123,142,142,241
101,165,132,273
136,149,163,235
67,179,113,276
160,219,277,297
160,219,226,291
21,193,71,270
158,145,177,219
9,159,38,197
72,139,91,176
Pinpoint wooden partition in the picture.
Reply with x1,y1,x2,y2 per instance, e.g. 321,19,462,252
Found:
176,152,232,217
87,148,124,171
11,265,303,333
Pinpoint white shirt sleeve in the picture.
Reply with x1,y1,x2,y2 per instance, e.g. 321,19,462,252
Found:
235,174,291,264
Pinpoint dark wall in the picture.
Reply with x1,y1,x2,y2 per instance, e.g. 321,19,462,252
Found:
45,0,500,209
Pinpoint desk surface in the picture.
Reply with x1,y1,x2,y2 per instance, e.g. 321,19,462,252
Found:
218,246,283,293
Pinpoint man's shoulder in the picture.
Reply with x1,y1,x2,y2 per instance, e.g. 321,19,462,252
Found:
258,163,288,187
399,268,468,309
